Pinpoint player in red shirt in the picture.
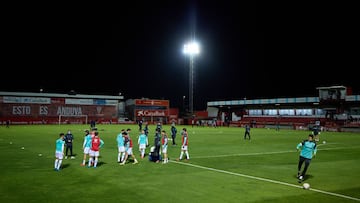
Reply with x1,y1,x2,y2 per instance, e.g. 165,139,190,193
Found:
177,128,189,161
120,133,138,165
87,131,104,168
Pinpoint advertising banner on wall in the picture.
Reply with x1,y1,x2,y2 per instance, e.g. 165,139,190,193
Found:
135,110,168,117
135,99,169,106
0,103,118,118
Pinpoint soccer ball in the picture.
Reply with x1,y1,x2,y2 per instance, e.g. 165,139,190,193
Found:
322,140,326,144
303,183,310,190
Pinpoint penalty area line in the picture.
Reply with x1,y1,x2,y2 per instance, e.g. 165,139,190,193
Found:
170,160,360,202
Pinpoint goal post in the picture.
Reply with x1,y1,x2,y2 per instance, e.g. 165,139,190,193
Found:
58,115,88,125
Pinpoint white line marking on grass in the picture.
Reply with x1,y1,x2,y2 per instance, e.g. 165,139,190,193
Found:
194,146,360,159
195,150,296,159
171,161,360,201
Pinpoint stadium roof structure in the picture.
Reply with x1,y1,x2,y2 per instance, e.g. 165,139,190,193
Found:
207,97,321,107
207,97,319,108
0,91,124,100
208,85,360,108
207,95,360,109
316,85,347,90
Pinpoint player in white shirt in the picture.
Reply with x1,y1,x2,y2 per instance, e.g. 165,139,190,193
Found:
161,130,169,163
117,129,126,163
81,130,92,166
54,133,65,171
138,130,148,159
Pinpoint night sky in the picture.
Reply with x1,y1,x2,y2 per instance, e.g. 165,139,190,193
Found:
2,1,358,110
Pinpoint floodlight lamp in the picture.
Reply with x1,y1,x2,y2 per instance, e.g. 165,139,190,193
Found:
183,42,200,55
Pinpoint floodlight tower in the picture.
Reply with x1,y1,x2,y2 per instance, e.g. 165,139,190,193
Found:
183,41,200,114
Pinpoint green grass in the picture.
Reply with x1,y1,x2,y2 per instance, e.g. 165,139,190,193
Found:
0,124,359,202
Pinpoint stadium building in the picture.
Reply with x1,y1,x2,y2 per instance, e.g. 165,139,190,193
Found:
0,92,180,125
1,85,359,132
0,91,124,125
124,98,179,125
206,86,360,132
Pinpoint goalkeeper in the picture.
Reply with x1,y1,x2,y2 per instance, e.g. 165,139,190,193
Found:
296,134,317,182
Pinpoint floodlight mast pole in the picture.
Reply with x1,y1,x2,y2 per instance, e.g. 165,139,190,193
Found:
189,54,194,114
183,42,199,115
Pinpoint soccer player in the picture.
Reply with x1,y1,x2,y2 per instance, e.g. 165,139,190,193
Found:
138,130,148,159
244,124,251,140
81,130,92,166
54,133,65,171
90,120,96,130
138,119,143,130
148,146,159,162
312,125,321,142
126,128,132,137
296,134,317,182
177,128,189,161
154,128,162,163
64,130,75,159
144,123,149,137
161,130,169,163
117,129,126,163
120,132,138,165
156,122,162,131
171,123,177,145
88,131,104,168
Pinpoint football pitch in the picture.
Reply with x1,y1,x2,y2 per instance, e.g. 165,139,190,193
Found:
0,124,359,203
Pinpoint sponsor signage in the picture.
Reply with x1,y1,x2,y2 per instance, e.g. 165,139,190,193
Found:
0,103,117,118
65,98,93,105
3,96,51,104
135,99,169,106
136,110,168,117
51,98,65,104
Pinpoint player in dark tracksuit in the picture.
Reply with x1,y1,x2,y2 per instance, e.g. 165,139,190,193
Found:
312,125,321,142
64,130,74,159
144,124,149,137
244,125,251,140
171,124,177,145
153,128,162,162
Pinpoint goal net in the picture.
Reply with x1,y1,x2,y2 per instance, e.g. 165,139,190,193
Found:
58,115,88,125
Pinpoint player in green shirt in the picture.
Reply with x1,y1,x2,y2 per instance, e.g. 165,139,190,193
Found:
296,134,317,182
54,133,65,171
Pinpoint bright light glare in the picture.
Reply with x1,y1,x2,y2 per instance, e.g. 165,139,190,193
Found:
183,42,200,55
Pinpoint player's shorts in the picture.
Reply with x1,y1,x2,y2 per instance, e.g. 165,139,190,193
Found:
118,146,125,153
55,151,63,159
83,147,90,154
162,145,168,154
181,145,188,151
126,147,133,155
139,144,146,149
89,150,100,157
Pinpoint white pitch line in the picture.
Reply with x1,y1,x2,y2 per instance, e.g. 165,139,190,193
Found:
170,160,360,201
193,146,360,159
195,150,295,159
